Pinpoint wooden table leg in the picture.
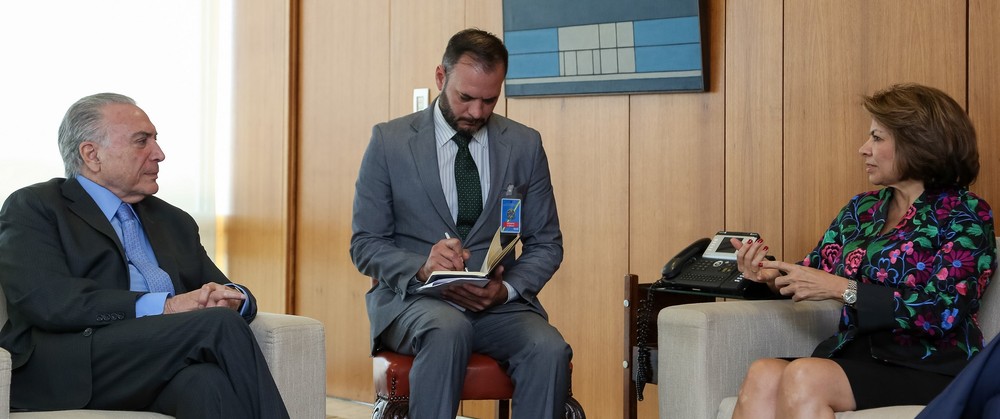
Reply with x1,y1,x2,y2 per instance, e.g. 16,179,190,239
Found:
623,274,713,419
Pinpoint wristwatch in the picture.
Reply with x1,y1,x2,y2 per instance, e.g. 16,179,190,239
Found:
843,280,858,306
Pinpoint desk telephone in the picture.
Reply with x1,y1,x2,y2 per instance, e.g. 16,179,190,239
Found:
633,231,764,402
652,231,760,296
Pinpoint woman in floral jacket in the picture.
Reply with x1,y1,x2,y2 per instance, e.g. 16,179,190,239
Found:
731,83,996,419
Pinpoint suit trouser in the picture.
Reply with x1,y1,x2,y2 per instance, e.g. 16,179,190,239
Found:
81,307,290,419
381,297,572,419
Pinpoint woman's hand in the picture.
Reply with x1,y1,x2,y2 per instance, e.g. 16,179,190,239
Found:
731,237,781,284
762,260,851,302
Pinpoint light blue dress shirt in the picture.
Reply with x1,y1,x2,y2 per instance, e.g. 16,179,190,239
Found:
77,176,247,316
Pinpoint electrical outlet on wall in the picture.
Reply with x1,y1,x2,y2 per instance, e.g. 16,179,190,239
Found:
413,88,429,112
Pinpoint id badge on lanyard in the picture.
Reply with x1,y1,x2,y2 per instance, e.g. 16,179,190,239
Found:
500,183,521,234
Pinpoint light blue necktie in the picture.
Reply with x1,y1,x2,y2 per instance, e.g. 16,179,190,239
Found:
116,203,174,293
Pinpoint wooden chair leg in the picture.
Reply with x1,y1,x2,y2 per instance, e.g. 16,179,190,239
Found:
496,399,511,419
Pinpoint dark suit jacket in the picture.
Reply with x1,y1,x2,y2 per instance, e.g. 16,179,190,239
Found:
916,333,1000,419
350,103,563,352
0,177,256,409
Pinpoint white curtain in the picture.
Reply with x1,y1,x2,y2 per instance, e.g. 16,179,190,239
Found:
0,0,233,262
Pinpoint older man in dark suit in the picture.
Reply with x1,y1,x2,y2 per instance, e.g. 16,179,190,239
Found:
351,29,572,418
0,93,288,418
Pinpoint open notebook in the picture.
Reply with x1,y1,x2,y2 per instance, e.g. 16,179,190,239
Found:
417,228,520,296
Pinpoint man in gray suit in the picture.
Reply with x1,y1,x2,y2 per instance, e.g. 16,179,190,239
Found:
351,29,572,418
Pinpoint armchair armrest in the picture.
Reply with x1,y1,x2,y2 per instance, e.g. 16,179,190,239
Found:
0,315,323,419
657,299,841,419
0,348,9,419
250,313,326,419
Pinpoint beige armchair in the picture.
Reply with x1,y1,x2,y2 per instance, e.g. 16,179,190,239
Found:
0,291,327,419
658,242,1000,419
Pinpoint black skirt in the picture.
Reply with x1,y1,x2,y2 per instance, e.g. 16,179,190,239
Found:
830,337,956,409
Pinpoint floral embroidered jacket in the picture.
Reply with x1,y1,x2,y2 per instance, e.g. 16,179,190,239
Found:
805,187,996,376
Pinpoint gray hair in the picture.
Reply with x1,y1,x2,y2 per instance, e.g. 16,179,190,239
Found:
58,93,136,177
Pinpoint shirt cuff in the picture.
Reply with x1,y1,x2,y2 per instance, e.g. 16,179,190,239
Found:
503,281,519,304
224,283,250,316
136,292,170,317
854,282,896,332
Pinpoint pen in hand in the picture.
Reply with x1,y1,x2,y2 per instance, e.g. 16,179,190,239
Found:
444,232,469,272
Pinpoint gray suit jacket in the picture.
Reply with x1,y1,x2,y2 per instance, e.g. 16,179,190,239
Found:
350,104,563,352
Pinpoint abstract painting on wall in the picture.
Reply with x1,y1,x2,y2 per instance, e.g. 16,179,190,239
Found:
503,0,705,96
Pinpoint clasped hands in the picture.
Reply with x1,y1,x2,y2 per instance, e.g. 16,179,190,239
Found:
164,282,245,314
417,236,508,312
731,237,850,302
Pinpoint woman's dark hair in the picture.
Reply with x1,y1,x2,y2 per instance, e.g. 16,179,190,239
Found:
863,83,979,189
441,28,508,76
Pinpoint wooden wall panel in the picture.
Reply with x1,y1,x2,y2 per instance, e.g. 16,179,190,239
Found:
724,0,783,256
970,0,1000,207
629,0,726,286
296,0,391,402
388,0,466,119
465,0,506,119
783,1,967,258
228,0,292,313
509,96,631,419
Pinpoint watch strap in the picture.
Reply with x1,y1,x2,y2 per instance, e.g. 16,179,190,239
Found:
844,279,858,306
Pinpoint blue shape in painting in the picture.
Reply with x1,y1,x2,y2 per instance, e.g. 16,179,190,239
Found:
509,53,561,79
635,44,702,72
634,17,701,47
505,28,561,78
505,28,559,54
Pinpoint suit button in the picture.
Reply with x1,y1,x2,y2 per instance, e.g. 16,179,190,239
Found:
82,328,93,337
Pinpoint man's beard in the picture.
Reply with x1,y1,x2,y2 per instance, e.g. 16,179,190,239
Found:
439,88,487,137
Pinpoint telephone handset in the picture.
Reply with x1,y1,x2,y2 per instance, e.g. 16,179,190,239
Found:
660,237,711,280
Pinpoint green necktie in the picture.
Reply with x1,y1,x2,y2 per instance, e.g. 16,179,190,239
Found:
453,132,482,239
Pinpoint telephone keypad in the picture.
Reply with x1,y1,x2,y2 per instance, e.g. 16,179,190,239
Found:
690,259,735,271
666,259,734,283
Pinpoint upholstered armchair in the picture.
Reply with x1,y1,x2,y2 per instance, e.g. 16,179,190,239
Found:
657,241,1000,419
0,290,327,419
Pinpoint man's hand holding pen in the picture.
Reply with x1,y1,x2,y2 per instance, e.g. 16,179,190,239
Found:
416,232,508,311
417,232,471,283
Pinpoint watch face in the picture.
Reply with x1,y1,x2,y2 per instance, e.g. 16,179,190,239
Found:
844,290,857,304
